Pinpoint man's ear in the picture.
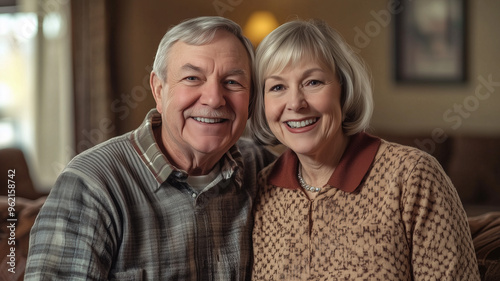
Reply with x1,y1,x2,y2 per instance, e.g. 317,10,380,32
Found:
150,72,165,113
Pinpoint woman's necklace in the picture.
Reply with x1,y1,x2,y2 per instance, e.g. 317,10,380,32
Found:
297,165,322,193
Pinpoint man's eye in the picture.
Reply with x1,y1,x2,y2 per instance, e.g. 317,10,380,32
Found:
185,76,198,81
226,80,240,85
224,80,246,91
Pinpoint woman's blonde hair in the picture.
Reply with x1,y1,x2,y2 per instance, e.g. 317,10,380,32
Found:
248,19,373,145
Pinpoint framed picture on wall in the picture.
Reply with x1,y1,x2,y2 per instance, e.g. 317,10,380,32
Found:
395,0,467,83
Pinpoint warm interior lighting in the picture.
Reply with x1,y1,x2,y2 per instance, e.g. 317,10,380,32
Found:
243,11,279,46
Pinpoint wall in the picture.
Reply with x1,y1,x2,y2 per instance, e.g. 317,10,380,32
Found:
108,0,500,137
347,0,500,137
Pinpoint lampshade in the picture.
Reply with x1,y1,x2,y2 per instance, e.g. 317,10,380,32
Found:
243,11,279,46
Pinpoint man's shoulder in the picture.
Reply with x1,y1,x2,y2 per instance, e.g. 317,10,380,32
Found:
235,137,259,151
68,132,135,171
236,137,276,157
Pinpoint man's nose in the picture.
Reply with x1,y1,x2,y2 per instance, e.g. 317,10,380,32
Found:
200,80,226,108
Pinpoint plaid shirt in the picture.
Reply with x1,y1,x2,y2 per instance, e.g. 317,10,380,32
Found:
25,109,275,281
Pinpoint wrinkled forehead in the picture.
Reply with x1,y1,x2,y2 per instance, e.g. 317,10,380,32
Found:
169,30,251,71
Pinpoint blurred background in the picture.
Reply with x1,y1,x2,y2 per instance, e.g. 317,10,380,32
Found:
0,0,499,214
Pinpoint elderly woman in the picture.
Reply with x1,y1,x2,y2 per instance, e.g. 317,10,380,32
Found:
249,19,480,280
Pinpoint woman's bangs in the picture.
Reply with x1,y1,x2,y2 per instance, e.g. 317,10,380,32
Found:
263,40,318,78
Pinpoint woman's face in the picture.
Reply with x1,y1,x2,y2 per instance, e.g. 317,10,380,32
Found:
263,58,345,157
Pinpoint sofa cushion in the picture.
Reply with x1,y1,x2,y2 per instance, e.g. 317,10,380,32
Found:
0,196,46,280
469,212,500,281
447,137,500,207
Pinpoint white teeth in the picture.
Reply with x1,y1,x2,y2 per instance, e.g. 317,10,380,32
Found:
193,117,223,124
286,118,317,129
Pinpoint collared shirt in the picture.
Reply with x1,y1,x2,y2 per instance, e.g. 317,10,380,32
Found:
25,109,276,281
252,132,480,281
266,132,380,193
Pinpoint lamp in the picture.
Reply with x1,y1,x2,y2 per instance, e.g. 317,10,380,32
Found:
243,11,279,46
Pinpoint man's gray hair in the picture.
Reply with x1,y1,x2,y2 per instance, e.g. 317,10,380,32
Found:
152,16,255,80
152,16,256,116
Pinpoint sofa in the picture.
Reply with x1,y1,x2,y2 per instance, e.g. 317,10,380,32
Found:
0,196,45,280
0,147,47,280
469,212,500,280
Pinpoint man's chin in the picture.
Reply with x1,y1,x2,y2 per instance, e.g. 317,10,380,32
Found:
189,136,235,155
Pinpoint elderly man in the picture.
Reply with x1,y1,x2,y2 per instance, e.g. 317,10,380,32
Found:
25,16,275,280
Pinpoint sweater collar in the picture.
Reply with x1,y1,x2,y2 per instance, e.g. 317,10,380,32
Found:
130,109,242,191
267,132,381,193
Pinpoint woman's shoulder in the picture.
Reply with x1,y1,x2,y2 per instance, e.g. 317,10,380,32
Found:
377,138,444,172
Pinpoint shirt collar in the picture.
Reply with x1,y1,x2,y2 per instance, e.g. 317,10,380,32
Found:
130,109,242,191
267,132,381,193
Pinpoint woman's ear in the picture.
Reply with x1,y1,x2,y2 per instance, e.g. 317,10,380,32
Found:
150,72,164,113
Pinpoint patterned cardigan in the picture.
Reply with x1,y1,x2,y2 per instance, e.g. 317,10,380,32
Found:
252,133,480,281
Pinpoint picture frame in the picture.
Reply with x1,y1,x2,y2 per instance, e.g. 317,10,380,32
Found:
395,0,467,83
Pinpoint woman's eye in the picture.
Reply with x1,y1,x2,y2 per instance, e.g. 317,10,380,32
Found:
306,80,323,86
269,85,284,92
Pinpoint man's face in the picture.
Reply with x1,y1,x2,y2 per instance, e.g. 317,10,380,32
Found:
152,30,251,163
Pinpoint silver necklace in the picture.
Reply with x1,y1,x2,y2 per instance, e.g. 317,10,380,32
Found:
297,166,322,193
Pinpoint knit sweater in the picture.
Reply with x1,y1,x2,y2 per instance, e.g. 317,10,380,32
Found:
252,133,480,281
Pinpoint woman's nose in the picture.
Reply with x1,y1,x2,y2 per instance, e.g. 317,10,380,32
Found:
286,88,307,111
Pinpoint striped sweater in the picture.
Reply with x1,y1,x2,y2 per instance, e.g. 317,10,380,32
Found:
25,109,276,280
